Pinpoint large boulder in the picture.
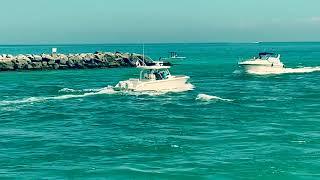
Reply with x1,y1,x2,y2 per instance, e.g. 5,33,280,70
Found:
17,54,31,61
52,63,59,69
94,54,104,62
48,60,55,65
68,54,82,62
68,55,84,68
0,60,15,71
31,55,43,62
26,54,33,60
108,61,121,68
42,61,49,69
13,57,31,69
80,53,90,59
42,54,54,62
83,57,93,63
66,59,75,68
55,54,68,65
105,53,116,62
31,62,43,70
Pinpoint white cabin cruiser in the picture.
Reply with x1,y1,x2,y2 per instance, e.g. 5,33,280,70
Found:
114,65,190,92
238,52,285,73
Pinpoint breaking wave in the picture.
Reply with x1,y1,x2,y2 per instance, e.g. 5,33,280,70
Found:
196,94,233,102
247,66,320,75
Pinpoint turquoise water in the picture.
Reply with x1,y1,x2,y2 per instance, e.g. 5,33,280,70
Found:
1,43,320,179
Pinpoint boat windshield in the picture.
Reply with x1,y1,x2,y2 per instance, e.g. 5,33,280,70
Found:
141,69,171,80
259,52,277,60
260,55,270,60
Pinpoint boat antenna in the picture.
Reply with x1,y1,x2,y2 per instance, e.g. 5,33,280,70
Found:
142,43,145,65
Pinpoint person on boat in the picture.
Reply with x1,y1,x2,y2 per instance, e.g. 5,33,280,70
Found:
144,72,150,79
144,70,156,80
161,70,169,79
154,71,163,80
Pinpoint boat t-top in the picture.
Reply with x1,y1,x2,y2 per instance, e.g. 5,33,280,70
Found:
114,65,190,92
238,52,285,73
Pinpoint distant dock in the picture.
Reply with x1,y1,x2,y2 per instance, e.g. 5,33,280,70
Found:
0,51,168,71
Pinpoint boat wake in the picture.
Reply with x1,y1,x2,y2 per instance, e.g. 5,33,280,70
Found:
0,84,194,107
247,66,320,75
0,86,117,106
196,94,233,102
58,88,102,93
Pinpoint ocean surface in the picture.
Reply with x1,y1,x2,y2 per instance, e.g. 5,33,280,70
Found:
1,43,320,179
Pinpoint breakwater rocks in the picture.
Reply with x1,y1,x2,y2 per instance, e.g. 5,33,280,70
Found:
0,52,170,71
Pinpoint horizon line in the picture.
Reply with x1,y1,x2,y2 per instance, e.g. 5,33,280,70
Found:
0,41,320,46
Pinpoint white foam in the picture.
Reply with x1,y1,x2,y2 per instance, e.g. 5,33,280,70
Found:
0,84,194,106
196,94,233,102
0,86,117,106
58,87,102,93
58,88,78,93
247,66,320,75
171,145,180,148
0,97,46,106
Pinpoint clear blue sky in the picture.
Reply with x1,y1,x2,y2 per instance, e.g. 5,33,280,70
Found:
0,0,319,44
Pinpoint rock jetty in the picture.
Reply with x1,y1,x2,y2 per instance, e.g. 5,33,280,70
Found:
0,52,170,71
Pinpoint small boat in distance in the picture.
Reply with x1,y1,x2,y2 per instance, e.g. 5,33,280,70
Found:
135,44,171,67
114,65,190,92
161,52,186,60
238,52,285,73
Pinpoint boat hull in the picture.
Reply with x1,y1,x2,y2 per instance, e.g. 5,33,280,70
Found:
115,76,190,92
239,64,284,74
